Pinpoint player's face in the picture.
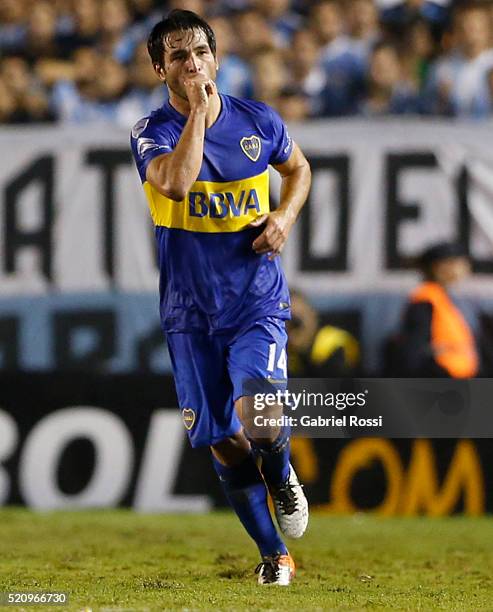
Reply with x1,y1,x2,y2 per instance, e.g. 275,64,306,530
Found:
159,28,217,101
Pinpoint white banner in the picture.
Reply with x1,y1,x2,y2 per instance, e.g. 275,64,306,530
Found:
1,119,493,297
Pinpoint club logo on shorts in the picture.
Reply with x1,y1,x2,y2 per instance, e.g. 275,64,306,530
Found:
240,136,261,162
182,408,196,430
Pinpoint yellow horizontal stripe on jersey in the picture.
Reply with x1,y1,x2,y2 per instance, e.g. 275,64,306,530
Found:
143,170,269,232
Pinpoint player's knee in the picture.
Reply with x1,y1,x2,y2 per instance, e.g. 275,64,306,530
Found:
211,432,250,467
235,396,282,445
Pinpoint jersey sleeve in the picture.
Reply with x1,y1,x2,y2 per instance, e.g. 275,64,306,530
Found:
268,106,293,166
130,116,176,182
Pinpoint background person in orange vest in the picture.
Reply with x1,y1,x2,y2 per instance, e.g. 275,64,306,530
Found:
394,242,480,378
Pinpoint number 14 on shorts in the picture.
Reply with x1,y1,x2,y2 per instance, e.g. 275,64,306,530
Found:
267,342,287,379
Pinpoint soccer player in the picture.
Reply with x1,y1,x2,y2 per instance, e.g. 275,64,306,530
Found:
130,10,311,586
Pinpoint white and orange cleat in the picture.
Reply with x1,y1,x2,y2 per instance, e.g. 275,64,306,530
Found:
255,553,296,586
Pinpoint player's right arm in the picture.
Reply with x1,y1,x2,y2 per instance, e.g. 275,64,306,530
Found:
145,78,215,201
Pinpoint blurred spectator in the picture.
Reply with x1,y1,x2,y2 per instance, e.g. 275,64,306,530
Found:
387,243,480,378
69,46,100,88
124,0,161,52
251,47,289,106
251,0,302,47
309,0,366,115
276,86,311,121
346,0,381,61
235,9,277,59
99,0,136,63
377,0,452,38
0,56,54,123
400,16,435,90
96,55,129,102
208,15,253,99
0,0,26,52
422,2,493,117
119,41,167,125
130,0,160,23
57,0,100,57
54,0,77,33
52,53,131,125
21,1,62,64
0,76,20,123
287,28,326,116
50,46,98,119
287,290,360,377
359,41,420,115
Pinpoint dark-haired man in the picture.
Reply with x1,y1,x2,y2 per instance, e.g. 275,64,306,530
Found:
130,10,311,585
394,243,479,378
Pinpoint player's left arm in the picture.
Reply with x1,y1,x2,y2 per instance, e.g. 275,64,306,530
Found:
251,143,311,259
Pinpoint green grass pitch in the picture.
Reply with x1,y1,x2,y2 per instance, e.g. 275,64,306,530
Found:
1,509,492,611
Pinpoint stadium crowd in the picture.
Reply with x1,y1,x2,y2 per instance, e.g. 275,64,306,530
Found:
1,0,493,126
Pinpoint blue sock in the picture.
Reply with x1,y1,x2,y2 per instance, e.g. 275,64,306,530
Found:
252,426,291,488
212,452,287,557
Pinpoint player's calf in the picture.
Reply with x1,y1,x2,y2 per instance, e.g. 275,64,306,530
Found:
210,443,289,560
249,425,309,539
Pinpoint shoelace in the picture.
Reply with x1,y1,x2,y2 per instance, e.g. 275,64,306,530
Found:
255,557,280,582
272,481,298,515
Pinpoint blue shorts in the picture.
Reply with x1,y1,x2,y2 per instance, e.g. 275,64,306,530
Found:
166,317,288,448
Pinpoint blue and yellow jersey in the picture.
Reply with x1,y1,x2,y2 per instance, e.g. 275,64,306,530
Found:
130,94,293,332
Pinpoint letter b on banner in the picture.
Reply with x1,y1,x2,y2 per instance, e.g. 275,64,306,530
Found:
0,411,19,504
19,407,133,509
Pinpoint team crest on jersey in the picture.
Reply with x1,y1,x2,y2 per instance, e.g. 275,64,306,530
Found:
240,136,261,162
182,408,196,430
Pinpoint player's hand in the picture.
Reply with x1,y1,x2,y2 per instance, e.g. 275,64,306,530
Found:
249,211,294,260
184,75,216,112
